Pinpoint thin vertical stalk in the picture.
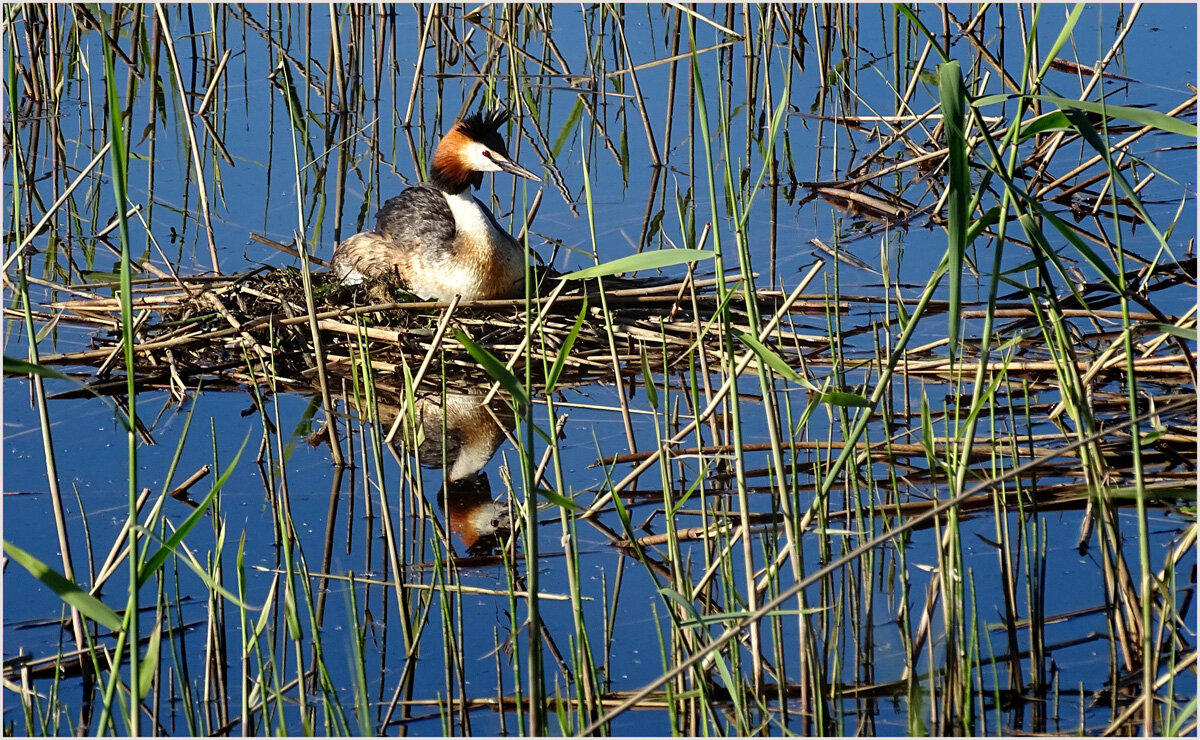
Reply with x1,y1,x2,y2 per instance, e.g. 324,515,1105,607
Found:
689,15,761,704
98,20,140,735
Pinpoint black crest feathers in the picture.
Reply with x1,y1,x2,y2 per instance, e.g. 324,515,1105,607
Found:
454,109,511,144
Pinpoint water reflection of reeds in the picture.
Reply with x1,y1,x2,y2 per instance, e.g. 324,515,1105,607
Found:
4,4,1196,737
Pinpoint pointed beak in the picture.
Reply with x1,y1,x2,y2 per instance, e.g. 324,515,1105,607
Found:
497,156,542,183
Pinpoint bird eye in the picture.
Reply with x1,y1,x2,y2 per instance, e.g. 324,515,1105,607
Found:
481,150,493,159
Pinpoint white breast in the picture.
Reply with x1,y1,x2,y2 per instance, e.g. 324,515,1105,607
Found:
399,189,524,301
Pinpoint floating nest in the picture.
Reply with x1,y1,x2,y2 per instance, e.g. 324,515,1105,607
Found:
34,259,821,401
27,251,1198,421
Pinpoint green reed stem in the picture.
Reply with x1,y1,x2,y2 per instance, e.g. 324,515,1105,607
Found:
1098,102,1156,734
97,23,141,736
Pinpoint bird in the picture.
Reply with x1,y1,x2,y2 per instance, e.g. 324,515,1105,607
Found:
331,109,542,301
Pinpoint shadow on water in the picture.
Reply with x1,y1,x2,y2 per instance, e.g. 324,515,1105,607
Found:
3,3,1197,737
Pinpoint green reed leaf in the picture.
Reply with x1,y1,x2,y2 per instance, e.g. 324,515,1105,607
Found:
537,488,580,511
455,329,529,408
546,296,587,393
1138,323,1197,341
976,93,1198,138
139,430,251,586
138,616,162,701
562,249,713,280
552,98,584,158
938,59,969,360
3,541,123,632
816,391,872,408
732,329,808,386
639,346,659,410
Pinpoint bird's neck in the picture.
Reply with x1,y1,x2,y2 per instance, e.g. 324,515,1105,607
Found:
429,164,480,195
429,132,481,194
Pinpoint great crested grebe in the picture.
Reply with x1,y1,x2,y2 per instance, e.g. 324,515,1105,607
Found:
331,109,542,301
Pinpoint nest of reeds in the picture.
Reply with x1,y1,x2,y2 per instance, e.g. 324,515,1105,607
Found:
35,248,1200,409
37,259,817,402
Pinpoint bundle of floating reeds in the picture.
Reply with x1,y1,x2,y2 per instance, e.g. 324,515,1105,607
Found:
34,261,775,397
33,253,1197,403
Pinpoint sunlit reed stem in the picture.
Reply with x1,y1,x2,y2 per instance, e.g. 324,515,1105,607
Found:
97,20,141,736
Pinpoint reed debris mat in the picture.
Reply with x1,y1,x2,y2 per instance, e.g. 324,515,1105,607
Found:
16,256,1198,408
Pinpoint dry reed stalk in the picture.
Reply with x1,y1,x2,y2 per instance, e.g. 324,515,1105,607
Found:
1021,5,1145,187
152,4,220,274
383,295,461,444
205,293,271,360
595,439,1072,468
480,280,568,406
87,488,152,596
194,48,233,118
1035,94,1197,198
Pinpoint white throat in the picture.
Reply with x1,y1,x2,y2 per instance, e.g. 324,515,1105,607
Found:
442,190,502,241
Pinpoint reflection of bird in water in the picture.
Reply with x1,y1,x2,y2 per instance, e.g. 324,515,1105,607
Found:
344,390,514,556
410,392,515,557
331,109,542,301
439,471,511,557
408,391,515,482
